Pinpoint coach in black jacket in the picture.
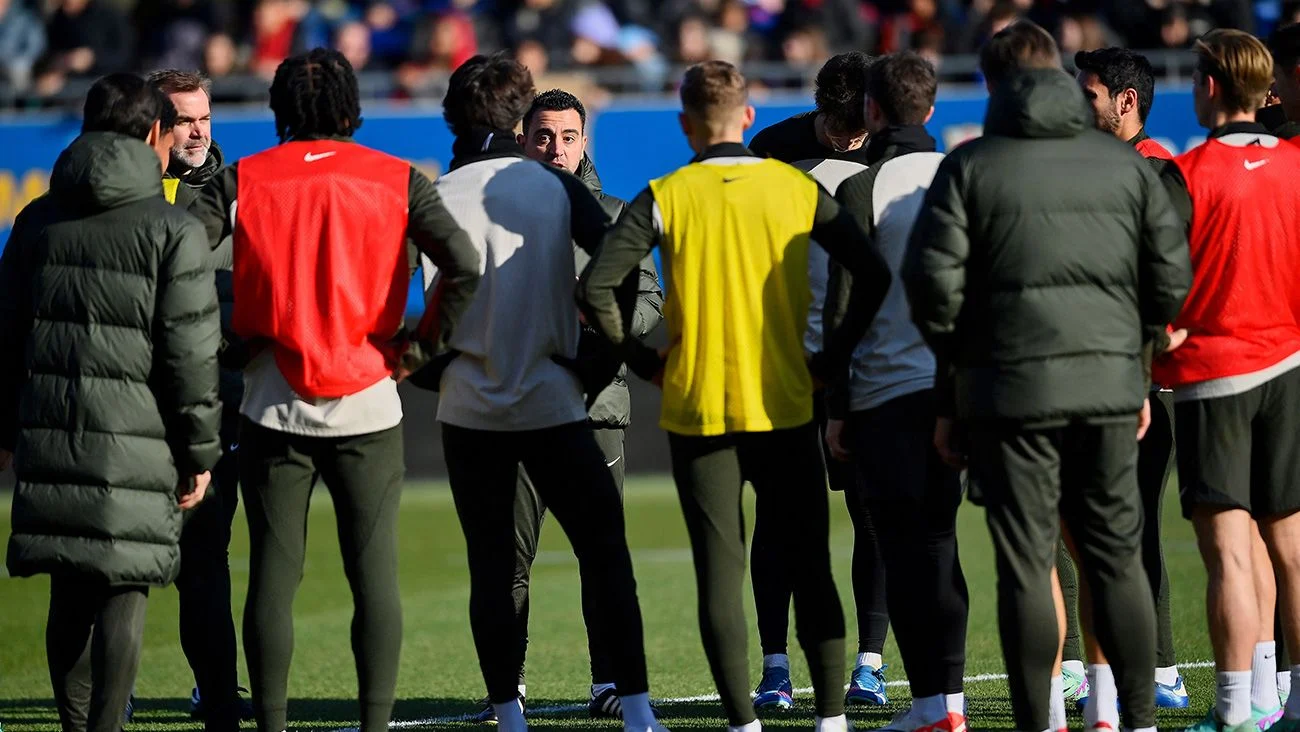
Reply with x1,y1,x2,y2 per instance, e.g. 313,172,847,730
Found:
902,22,1190,732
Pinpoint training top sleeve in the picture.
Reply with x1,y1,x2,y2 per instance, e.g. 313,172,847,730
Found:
190,164,239,250
807,181,891,390
576,186,662,380
822,168,881,419
406,166,481,359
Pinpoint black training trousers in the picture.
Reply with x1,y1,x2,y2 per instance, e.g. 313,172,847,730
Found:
848,389,969,698
968,419,1156,732
46,574,150,732
442,421,648,705
669,422,846,725
512,426,627,686
751,394,888,658
239,420,405,732
176,414,241,731
1059,391,1178,668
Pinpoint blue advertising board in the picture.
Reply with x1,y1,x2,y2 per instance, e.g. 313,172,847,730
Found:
0,86,1206,313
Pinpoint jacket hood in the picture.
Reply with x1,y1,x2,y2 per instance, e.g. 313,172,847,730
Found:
576,154,603,193
984,68,1089,139
51,132,164,210
167,139,224,188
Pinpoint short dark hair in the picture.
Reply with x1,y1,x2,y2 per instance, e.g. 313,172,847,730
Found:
147,69,212,98
1074,47,1158,122
980,20,1061,87
523,89,587,134
1269,22,1300,70
814,51,873,133
443,53,536,137
83,72,176,139
268,48,362,143
865,51,938,126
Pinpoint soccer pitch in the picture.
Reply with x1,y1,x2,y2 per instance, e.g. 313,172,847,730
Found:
0,477,1216,731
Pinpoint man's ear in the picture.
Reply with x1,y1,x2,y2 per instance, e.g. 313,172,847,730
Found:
146,119,162,147
516,132,527,146
581,133,590,153
741,104,756,131
1121,87,1139,117
924,105,935,124
678,111,692,138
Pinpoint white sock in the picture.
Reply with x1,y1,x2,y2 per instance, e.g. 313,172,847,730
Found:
763,653,790,670
857,652,883,670
1124,727,1157,732
1286,666,1300,719
1279,670,1292,701
1063,659,1087,678
728,721,762,732
494,698,527,732
1255,641,1282,711
1049,675,1068,732
1219,669,1254,726
1155,666,1180,686
620,692,655,729
518,684,526,698
946,691,966,716
1085,664,1120,729
913,694,947,723
592,682,616,697
814,714,849,732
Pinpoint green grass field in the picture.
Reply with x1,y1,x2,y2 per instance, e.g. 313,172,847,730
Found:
0,477,1217,731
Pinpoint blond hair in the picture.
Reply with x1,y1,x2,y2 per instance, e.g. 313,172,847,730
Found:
1194,29,1274,114
680,61,749,128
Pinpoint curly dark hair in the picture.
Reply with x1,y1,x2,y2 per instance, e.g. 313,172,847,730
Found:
814,51,874,134
524,89,587,134
1074,47,1157,122
442,53,536,137
269,48,363,143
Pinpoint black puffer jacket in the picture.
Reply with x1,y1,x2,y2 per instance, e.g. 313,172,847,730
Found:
0,132,222,586
903,69,1190,424
574,155,663,428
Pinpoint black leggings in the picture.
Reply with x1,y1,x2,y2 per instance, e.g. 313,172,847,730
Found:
442,421,648,705
176,427,241,731
849,390,968,698
46,574,150,732
239,420,405,732
751,397,888,658
670,423,846,725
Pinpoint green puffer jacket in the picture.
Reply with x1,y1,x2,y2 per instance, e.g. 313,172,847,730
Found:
903,69,1190,424
0,132,222,586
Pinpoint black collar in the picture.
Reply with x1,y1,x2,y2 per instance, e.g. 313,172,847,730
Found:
449,127,527,171
862,124,937,166
691,142,755,163
1209,121,1271,139
1126,128,1151,148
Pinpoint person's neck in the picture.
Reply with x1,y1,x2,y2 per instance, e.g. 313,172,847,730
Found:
1205,109,1259,130
1116,117,1144,143
689,134,745,155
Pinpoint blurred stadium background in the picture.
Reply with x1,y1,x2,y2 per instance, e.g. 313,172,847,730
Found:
1,0,1295,479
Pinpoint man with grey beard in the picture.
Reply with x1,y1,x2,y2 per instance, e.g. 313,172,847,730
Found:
145,68,252,731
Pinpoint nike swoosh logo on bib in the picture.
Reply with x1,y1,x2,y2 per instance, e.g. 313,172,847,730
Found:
304,151,337,163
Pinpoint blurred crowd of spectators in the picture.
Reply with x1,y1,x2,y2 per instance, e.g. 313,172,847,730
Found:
2,0,1299,104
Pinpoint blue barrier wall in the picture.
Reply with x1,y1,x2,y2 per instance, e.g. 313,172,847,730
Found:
0,86,1207,313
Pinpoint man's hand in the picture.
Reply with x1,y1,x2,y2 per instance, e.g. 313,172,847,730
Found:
1137,397,1152,441
1166,328,1188,353
0,448,12,472
826,419,852,462
934,417,967,469
177,472,211,510
392,365,412,383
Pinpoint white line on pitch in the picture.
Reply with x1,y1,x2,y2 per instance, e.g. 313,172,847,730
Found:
392,660,1215,728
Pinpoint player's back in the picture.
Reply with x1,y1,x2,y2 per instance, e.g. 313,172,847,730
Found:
651,155,821,436
433,156,587,431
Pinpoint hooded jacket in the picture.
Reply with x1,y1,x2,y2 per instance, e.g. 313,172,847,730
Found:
1,132,222,586
902,69,1191,424
574,154,663,428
